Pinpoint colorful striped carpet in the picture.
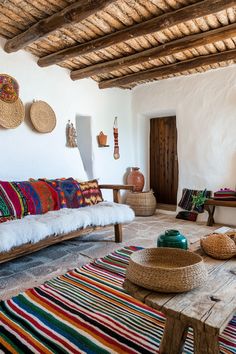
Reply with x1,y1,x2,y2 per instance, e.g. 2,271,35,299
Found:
0,246,235,353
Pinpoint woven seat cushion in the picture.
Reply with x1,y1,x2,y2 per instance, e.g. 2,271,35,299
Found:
79,179,103,206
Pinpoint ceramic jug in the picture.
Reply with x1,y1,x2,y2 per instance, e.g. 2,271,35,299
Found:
127,167,144,192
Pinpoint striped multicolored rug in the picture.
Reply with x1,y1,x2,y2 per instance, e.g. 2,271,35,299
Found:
0,246,235,353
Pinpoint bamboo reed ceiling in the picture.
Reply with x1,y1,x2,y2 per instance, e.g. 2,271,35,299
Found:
0,0,236,89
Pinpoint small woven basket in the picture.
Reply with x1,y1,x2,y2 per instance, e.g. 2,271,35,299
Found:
126,248,207,293
126,190,156,216
200,233,236,260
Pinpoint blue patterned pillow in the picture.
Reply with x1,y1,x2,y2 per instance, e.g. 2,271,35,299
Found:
44,178,85,209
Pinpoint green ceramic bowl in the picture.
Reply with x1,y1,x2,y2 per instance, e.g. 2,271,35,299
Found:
157,229,188,250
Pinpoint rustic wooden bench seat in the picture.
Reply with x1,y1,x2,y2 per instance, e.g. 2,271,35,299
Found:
0,184,134,264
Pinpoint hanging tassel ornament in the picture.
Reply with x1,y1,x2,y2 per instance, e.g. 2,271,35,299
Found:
113,116,120,159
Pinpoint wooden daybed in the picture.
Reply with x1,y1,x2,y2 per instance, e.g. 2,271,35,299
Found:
0,184,134,264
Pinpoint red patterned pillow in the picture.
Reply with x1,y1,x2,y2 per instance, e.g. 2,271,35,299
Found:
79,179,103,206
27,181,60,213
0,181,28,219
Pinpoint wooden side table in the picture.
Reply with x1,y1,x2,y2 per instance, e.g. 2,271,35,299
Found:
204,199,236,226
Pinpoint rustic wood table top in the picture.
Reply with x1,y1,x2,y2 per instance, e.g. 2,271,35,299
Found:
123,247,236,354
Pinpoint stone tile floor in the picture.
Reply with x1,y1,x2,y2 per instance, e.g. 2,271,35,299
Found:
0,212,217,300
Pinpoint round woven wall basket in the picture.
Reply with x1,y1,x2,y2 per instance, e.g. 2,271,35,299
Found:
0,98,24,129
126,190,156,216
200,233,236,260
30,100,56,133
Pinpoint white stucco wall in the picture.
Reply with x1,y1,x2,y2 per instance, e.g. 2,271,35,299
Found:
1,35,235,225
132,66,236,226
0,39,134,193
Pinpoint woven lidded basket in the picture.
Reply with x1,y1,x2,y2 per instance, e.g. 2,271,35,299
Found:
126,190,156,216
126,248,207,293
200,233,236,260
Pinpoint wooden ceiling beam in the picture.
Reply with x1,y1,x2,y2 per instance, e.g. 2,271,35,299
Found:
38,0,235,68
70,23,236,80
4,0,116,53
98,49,236,89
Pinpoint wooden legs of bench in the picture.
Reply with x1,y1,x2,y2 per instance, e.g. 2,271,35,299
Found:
114,224,122,243
205,205,216,226
112,189,123,243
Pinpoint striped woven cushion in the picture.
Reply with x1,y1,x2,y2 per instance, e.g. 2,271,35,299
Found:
0,180,60,222
0,247,235,353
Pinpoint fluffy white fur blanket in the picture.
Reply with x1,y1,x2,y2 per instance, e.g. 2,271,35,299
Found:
0,202,135,252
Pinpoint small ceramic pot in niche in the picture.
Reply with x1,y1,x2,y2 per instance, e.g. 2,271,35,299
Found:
127,167,145,192
157,229,188,250
98,131,108,146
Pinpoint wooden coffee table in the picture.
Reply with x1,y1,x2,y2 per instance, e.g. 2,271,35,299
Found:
124,248,236,354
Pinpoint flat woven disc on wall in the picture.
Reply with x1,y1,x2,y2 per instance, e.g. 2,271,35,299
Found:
0,98,24,128
30,100,56,133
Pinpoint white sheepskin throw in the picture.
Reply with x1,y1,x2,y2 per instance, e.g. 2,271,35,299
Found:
0,202,135,252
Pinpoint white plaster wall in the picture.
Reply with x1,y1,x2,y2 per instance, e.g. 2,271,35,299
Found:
0,38,134,198
132,66,236,226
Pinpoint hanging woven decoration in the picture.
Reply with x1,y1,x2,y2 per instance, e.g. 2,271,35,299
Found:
113,116,120,159
0,74,19,103
30,100,56,133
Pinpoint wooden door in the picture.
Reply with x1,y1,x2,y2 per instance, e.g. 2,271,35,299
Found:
150,116,178,205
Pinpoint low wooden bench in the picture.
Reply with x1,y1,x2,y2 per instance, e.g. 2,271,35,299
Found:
204,198,236,226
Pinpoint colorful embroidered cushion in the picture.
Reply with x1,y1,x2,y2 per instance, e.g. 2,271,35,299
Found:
18,181,60,214
0,180,59,222
43,178,85,209
79,179,103,206
0,181,29,219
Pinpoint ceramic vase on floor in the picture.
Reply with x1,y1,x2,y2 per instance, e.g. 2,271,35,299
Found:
127,167,145,192
157,229,188,250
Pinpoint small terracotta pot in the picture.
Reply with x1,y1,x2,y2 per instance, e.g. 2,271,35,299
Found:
98,131,107,146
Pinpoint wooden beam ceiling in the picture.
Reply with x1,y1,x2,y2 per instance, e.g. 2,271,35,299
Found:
4,0,116,53
98,49,236,89
37,0,235,68
70,23,236,80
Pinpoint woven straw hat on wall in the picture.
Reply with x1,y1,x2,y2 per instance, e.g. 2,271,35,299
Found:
30,100,56,133
0,98,25,129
